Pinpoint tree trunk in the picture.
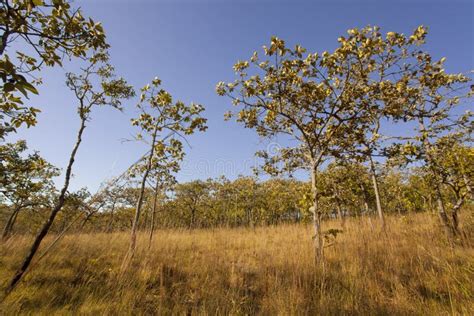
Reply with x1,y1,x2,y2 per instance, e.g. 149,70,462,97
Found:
428,195,433,214
450,193,465,235
369,157,385,230
396,190,404,216
106,201,116,233
143,203,150,231
435,185,456,242
148,182,160,248
333,187,345,229
363,199,375,231
80,213,93,229
418,119,457,241
310,165,323,264
360,183,372,217
190,208,196,229
246,208,252,227
336,201,345,229
5,118,86,296
127,127,158,259
2,205,21,240
463,173,473,200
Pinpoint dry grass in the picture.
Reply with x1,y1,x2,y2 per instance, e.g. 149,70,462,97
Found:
0,213,473,315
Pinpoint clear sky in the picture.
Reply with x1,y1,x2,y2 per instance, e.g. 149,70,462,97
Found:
7,0,473,192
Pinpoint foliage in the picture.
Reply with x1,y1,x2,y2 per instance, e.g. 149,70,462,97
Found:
0,140,58,207
0,0,108,137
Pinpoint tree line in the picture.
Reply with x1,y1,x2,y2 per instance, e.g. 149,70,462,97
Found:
2,157,472,237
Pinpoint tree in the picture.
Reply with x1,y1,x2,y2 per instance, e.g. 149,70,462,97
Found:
125,78,207,260
426,135,473,236
217,26,428,262
174,180,212,229
322,161,372,227
260,178,303,225
4,51,134,295
379,25,473,240
0,0,107,138
0,140,59,239
211,176,260,227
147,163,177,248
102,184,128,233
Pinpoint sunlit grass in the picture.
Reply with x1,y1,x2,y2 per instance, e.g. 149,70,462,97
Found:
1,212,473,314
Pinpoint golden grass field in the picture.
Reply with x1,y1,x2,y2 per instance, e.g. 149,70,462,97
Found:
0,213,473,315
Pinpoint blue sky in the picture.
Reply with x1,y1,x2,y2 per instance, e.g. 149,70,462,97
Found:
7,0,473,192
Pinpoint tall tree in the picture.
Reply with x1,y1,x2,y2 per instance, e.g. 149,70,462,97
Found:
4,51,134,295
380,26,473,240
125,78,207,261
217,26,427,262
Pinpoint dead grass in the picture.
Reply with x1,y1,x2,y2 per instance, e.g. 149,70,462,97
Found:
0,213,473,315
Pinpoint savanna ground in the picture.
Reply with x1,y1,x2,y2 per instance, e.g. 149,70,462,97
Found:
0,212,473,315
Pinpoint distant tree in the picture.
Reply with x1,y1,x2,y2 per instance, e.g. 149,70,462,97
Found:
102,185,128,233
322,162,372,228
216,176,259,226
5,51,134,295
147,164,177,248
0,140,59,240
173,180,211,229
261,178,304,225
125,78,207,261
0,0,107,138
76,188,107,229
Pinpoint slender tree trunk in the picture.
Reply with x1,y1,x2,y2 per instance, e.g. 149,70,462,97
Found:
106,201,116,233
369,157,385,230
333,187,345,229
246,208,251,227
363,199,375,231
463,173,473,200
360,183,372,218
2,205,21,240
418,119,457,241
127,127,158,259
5,118,86,296
335,201,345,229
190,208,196,229
450,192,465,235
310,165,323,264
80,213,93,229
421,195,427,212
428,195,433,213
363,200,370,214
142,205,149,231
435,185,456,242
396,190,403,216
148,182,160,248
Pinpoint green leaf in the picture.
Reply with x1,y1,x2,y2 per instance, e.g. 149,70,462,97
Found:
18,81,39,95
